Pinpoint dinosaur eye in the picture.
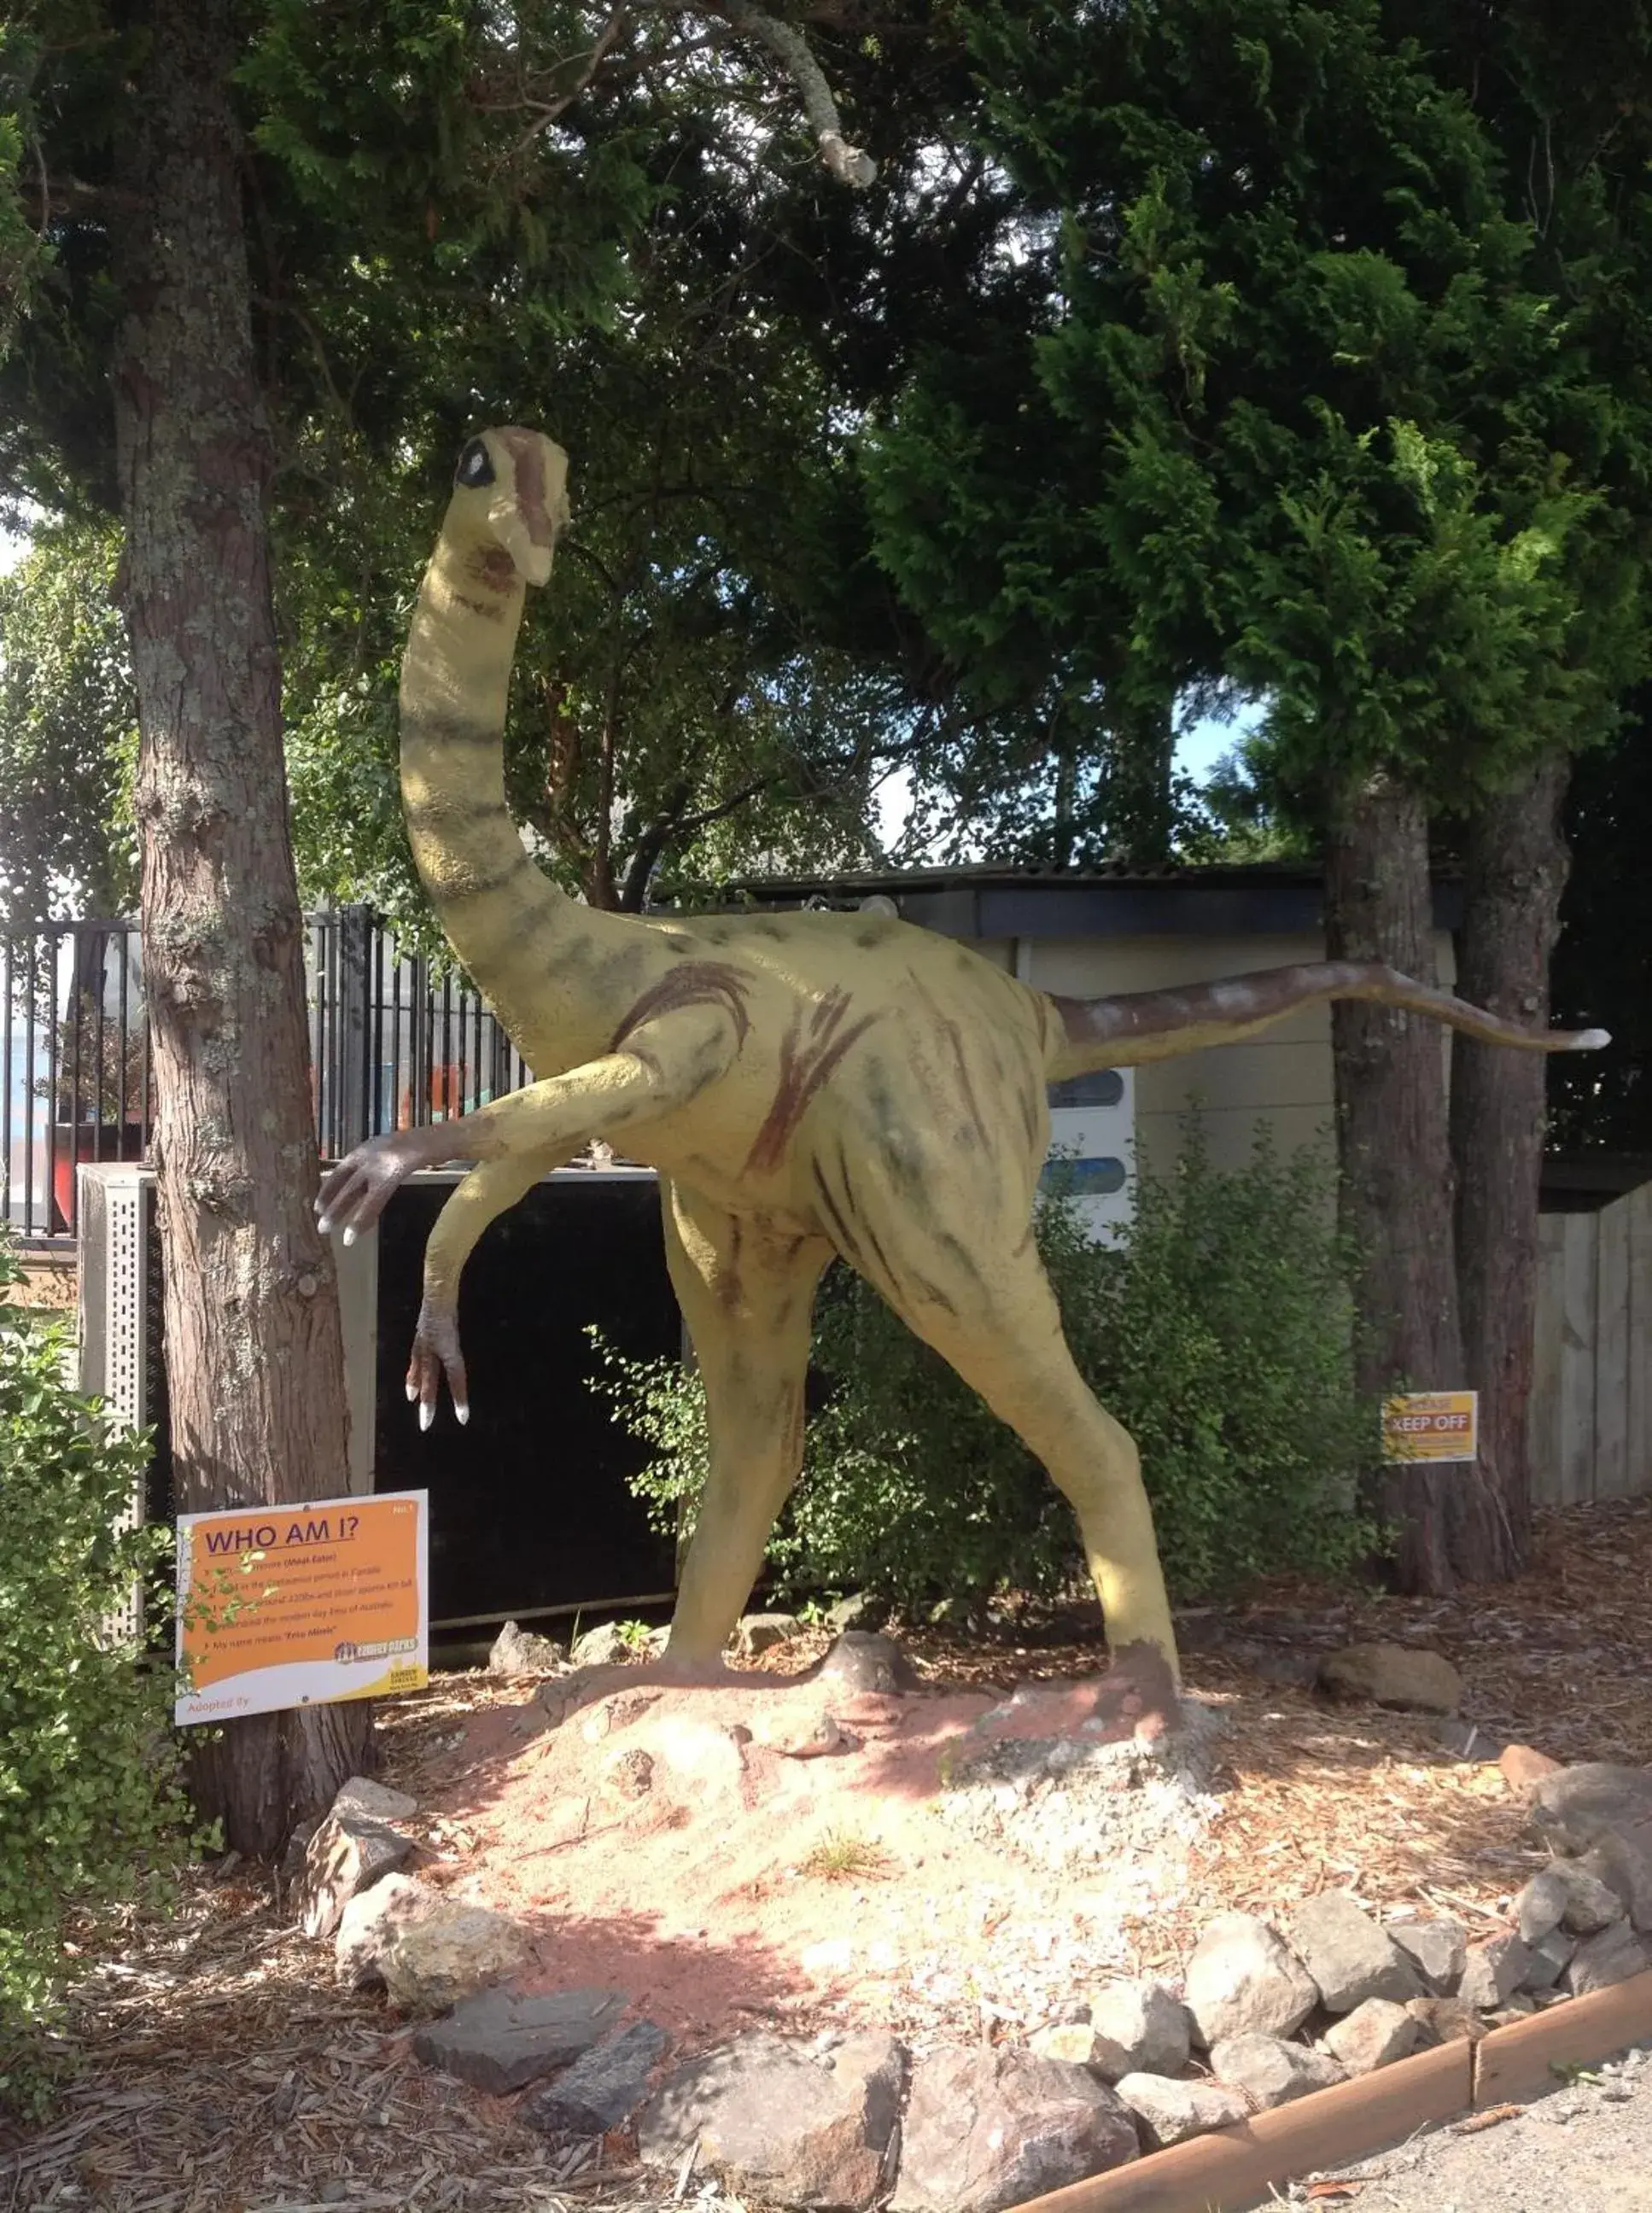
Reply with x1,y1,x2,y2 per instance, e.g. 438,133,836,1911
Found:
455,439,494,488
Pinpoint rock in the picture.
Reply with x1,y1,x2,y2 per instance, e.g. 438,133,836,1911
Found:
779,1714,850,1760
296,1813,414,1941
1387,1918,1467,1995
1563,1922,1651,1997
1552,1859,1629,1936
1083,1980,1194,2082
1458,1933,1533,2013
1209,2034,1346,2110
1322,1999,1420,2075
1183,1913,1320,2047
600,1748,656,1801
335,1871,437,1989
1028,2023,1107,2068
638,2032,905,2213
1499,1743,1563,1793
570,1621,646,1668
1318,1644,1462,1714
1515,1866,1572,1946
1114,2071,1250,2148
1286,1894,1421,2012
1528,1763,1652,1854
276,1813,322,1911
890,2047,1138,2213
522,2020,670,2139
487,1620,563,1675
412,1986,628,2094
1579,1829,1652,1932
818,1631,920,1695
826,1593,891,1635
1520,1929,1576,1994
331,1774,418,1825
1404,1995,1488,2047
379,1901,535,2013
734,1612,803,1657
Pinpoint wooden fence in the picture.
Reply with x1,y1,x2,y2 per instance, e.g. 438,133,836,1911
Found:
1531,1181,1652,1505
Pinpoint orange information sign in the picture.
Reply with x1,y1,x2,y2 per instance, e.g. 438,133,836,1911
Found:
175,1491,428,1726
1381,1390,1479,1464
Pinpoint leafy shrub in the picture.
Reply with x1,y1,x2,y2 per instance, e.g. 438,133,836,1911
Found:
593,1118,1376,1614
0,1238,191,2113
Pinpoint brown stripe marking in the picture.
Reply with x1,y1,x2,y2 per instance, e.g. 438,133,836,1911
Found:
910,977,992,1150
745,988,876,1175
607,961,751,1055
469,544,518,592
810,1160,867,1270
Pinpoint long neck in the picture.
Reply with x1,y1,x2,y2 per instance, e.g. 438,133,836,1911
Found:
398,523,628,1061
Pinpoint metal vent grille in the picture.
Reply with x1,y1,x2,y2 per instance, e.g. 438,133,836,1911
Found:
77,1165,157,1644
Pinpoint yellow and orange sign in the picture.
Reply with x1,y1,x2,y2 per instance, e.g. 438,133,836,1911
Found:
1381,1391,1479,1465
175,1491,428,1726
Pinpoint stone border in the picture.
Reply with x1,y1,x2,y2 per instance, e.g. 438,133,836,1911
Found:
1010,1968,1652,2213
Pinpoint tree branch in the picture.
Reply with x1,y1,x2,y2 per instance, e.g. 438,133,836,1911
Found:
707,3,877,187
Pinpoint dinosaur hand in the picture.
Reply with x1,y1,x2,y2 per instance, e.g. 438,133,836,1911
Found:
316,1133,421,1245
406,1300,470,1431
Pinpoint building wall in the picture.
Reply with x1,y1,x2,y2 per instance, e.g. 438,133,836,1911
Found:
976,931,1457,1178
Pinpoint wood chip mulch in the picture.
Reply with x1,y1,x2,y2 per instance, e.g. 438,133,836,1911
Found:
4,1494,1649,2211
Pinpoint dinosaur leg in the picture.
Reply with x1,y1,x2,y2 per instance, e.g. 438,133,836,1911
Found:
656,1181,832,1682
882,1241,1179,1737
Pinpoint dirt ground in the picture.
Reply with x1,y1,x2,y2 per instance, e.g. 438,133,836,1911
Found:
6,1494,1651,2213
1314,2041,1652,2210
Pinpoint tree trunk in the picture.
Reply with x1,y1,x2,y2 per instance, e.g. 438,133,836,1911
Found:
1325,775,1464,1595
110,0,371,1857
1448,756,1571,1580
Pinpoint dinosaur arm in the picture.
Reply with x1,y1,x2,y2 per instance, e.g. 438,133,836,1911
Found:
1046,960,1608,1081
404,1153,548,1428
316,1015,734,1243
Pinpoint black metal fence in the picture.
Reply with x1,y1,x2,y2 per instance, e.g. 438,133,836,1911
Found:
3,908,530,1244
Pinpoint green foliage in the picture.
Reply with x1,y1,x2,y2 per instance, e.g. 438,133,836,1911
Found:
0,516,136,921
594,1120,1376,1614
0,1236,190,2112
865,0,1652,841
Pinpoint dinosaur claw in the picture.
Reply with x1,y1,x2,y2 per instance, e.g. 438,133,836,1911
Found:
454,1400,470,1426
405,1379,418,1403
417,1400,434,1433
342,1224,357,1247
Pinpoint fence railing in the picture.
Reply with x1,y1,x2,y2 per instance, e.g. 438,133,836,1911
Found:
3,908,531,1244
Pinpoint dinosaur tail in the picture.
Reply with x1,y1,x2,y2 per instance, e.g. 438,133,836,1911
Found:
1045,961,1608,1082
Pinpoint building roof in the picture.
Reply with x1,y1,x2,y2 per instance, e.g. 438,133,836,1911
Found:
716,860,1463,942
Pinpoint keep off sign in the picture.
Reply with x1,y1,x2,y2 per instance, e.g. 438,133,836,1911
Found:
175,1490,428,1726
1381,1390,1479,1464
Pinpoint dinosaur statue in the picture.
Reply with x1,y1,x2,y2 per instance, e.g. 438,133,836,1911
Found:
317,426,1607,1737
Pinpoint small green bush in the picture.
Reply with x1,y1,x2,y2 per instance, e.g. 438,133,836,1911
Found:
0,1238,191,2113
593,1118,1377,1614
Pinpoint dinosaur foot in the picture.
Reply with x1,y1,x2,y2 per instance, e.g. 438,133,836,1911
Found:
1085,1640,1182,1744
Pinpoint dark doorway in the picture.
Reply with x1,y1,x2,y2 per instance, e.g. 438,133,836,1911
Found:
374,1169,680,1627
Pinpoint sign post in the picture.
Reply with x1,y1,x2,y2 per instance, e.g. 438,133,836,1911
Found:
1381,1391,1479,1465
175,1490,428,1726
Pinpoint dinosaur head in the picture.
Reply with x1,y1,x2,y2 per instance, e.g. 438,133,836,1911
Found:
449,426,570,587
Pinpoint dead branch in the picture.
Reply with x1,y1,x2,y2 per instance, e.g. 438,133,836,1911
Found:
707,2,877,187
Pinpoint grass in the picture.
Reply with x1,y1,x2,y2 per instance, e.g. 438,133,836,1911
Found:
797,1826,893,1883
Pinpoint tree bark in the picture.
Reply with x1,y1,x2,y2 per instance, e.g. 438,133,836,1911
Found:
110,0,371,1856
1448,755,1571,1580
1324,775,1464,1595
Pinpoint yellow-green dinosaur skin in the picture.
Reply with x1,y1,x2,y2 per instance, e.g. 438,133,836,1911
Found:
317,428,1608,1724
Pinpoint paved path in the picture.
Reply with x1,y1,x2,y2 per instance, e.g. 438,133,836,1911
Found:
1309,2041,1652,2210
